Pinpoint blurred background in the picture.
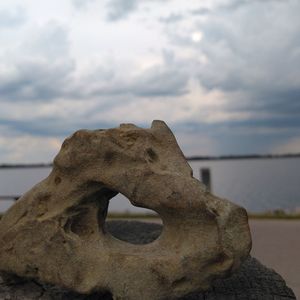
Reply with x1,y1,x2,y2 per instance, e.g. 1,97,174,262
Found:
0,0,299,296
0,0,299,214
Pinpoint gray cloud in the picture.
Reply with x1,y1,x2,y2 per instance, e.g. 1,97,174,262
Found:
0,115,114,137
106,0,139,21
0,16,189,104
106,0,170,21
89,58,189,98
159,13,184,24
157,0,300,154
191,1,300,118
0,22,75,102
0,59,74,102
132,67,188,97
191,0,291,16
220,0,292,12
1,0,300,159
190,7,211,16
0,53,188,103
21,21,70,59
71,0,96,9
0,7,27,28
0,16,190,143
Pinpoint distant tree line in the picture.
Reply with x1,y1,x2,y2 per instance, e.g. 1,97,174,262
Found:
186,153,300,161
0,153,300,168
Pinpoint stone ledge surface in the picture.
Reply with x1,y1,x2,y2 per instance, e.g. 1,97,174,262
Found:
0,221,296,300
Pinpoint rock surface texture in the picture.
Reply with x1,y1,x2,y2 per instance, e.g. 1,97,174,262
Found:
0,222,295,300
0,121,252,300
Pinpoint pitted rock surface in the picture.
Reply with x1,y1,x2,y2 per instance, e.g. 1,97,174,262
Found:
0,121,252,300
0,221,295,300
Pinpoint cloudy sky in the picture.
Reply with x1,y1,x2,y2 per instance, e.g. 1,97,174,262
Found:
0,0,299,163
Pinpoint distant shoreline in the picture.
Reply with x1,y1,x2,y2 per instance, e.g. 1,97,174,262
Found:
0,153,300,168
0,163,53,169
187,153,300,161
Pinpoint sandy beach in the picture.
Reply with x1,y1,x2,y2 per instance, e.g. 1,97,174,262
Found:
249,219,300,299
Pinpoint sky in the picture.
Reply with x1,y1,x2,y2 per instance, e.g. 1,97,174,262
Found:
0,0,299,163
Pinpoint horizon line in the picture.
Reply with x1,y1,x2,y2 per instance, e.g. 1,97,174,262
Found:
0,153,299,168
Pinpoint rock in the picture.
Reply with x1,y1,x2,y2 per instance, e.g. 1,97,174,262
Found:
0,121,252,300
0,221,295,300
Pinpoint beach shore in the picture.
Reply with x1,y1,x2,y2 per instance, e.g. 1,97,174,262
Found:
250,219,300,299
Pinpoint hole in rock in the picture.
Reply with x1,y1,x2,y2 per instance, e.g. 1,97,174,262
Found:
104,193,163,245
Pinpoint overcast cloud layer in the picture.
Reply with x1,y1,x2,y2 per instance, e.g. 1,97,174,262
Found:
0,0,299,162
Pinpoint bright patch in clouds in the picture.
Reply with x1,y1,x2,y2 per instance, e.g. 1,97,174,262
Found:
0,0,299,162
191,31,203,43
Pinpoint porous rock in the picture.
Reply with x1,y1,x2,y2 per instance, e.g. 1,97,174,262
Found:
0,121,252,300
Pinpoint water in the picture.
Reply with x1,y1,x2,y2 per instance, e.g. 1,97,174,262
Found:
0,158,299,214
190,158,300,213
